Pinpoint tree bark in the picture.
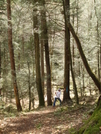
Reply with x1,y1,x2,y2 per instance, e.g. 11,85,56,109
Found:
0,43,1,79
27,62,31,110
70,46,79,104
94,0,100,82
33,1,45,106
63,0,71,101
7,0,22,111
68,23,101,93
40,0,52,105
0,42,1,96
41,13,45,96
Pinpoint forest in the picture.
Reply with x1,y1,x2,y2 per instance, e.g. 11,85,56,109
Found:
0,0,101,133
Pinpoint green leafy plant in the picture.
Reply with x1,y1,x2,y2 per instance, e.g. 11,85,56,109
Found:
36,123,42,129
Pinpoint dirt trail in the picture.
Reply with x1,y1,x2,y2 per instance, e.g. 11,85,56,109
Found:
0,106,90,134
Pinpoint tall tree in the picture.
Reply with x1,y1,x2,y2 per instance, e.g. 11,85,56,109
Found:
40,0,52,105
94,0,100,81
0,0,6,96
33,1,45,106
7,0,22,111
40,11,45,95
63,0,71,101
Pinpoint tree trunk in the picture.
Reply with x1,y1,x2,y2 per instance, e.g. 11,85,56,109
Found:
17,53,20,70
22,27,25,67
40,0,52,105
27,62,31,110
70,46,79,104
41,14,45,96
100,44,101,82
0,42,1,96
97,50,100,80
63,0,71,101
94,0,100,82
3,46,6,100
7,0,22,112
33,2,45,106
97,95,101,109
68,23,101,93
0,43,1,79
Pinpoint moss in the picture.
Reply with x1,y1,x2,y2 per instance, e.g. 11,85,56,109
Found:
75,108,101,134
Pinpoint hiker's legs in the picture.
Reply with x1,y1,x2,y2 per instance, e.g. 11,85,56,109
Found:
53,98,57,106
57,98,61,106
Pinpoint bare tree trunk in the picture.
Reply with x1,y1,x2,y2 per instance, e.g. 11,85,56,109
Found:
41,16,45,96
82,67,85,96
17,53,20,70
0,42,1,96
100,44,101,83
27,62,31,110
76,0,79,33
63,0,71,101
22,27,25,66
98,50,100,80
7,0,22,111
0,43,1,79
3,46,6,100
40,0,52,105
70,47,79,104
33,1,45,106
94,0,100,83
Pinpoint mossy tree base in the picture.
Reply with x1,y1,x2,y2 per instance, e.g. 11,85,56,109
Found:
97,95,101,109
75,102,101,134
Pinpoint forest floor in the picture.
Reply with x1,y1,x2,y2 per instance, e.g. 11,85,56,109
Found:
0,95,97,134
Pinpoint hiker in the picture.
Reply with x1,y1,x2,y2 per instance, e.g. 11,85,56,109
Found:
53,88,65,107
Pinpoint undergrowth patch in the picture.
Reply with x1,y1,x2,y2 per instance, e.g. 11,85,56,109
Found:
75,108,101,134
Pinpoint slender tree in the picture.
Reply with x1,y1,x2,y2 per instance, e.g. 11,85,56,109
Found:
0,0,6,96
68,23,101,93
70,46,79,104
40,11,45,95
94,0,100,81
7,0,22,111
27,61,31,110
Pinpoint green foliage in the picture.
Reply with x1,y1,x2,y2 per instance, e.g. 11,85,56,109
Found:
50,0,62,3
0,0,6,13
0,0,5,6
36,122,42,129
69,127,76,134
4,105,17,113
54,106,68,116
0,105,19,117
75,108,101,134
0,98,5,109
